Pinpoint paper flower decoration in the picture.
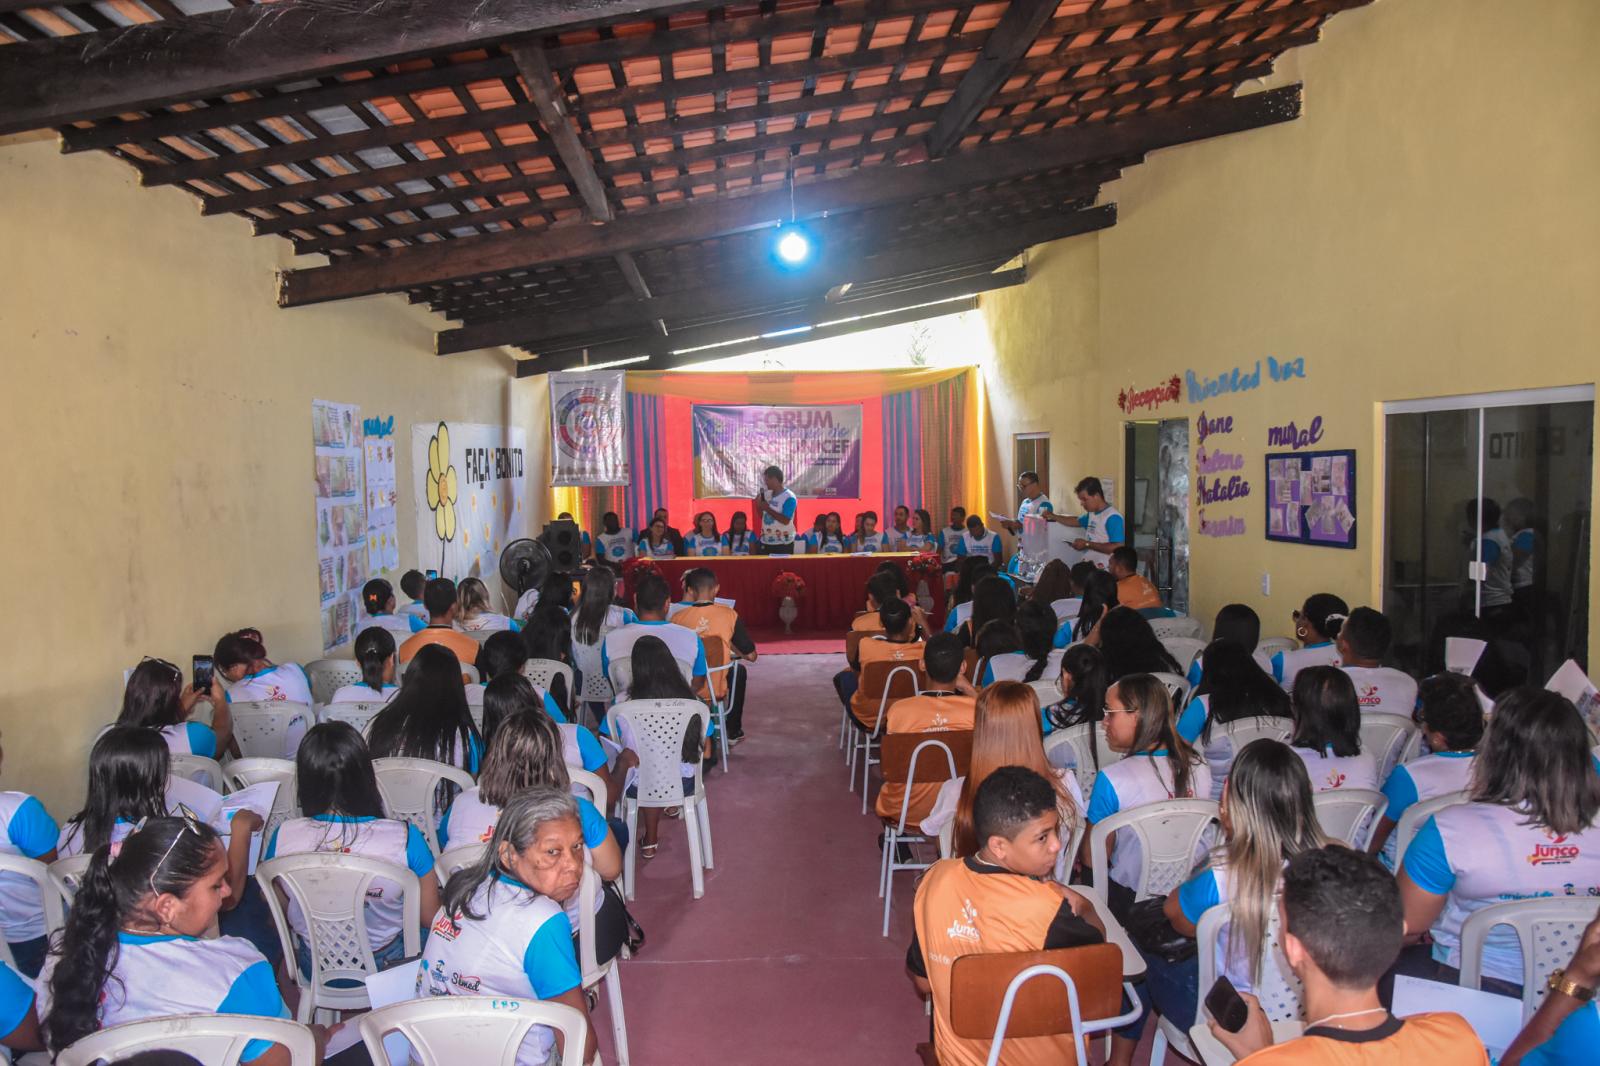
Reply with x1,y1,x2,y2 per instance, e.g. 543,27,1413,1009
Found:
426,422,459,543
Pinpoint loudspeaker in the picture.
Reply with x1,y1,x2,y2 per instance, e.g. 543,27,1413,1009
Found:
540,520,582,571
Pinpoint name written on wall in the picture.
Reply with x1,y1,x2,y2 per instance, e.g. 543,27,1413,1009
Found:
1194,408,1249,537
463,447,525,486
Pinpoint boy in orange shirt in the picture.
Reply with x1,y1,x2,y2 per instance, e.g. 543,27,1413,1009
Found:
875,634,977,824
1108,546,1162,611
398,577,481,665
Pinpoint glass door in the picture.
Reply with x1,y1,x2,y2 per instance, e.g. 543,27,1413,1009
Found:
1125,418,1190,613
1384,389,1592,683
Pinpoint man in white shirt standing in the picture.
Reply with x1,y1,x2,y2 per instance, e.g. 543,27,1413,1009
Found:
753,464,798,555
998,470,1053,534
1046,476,1124,569
1336,607,1419,715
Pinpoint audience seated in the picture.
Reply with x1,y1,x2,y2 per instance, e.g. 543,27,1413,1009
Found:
942,557,992,634
1186,603,1274,685
421,789,597,1066
484,675,609,803
456,576,520,634
360,577,420,637
838,598,925,715
366,644,484,773
1058,567,1119,649
1398,688,1600,994
216,632,312,758
1026,559,1078,625
1209,846,1488,1064
955,574,1016,649
330,626,399,704
522,597,578,711
1288,667,1378,793
117,656,232,759
602,575,709,701
571,564,637,697
673,567,757,744
399,569,430,626
851,574,896,633
615,636,703,860
0,745,58,978
472,631,566,727
1108,546,1162,610
1335,607,1419,714
398,577,481,665
874,635,977,827
908,766,1108,1066
0,958,40,1053
1179,638,1293,800
1041,643,1110,752
1369,672,1482,864
263,722,440,972
1272,593,1349,690
1093,606,1182,679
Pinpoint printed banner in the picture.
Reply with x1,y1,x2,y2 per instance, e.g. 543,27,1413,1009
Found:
692,404,862,499
550,370,629,486
413,421,528,582
362,414,400,574
312,400,366,652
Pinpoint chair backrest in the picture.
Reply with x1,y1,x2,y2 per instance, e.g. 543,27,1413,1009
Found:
1358,712,1421,782
1150,672,1192,708
567,765,609,812
1217,716,1294,750
607,699,707,809
1194,896,1305,1023
1160,637,1207,676
880,735,968,831
1459,896,1600,1022
857,661,925,730
304,659,365,705
48,853,93,905
961,647,980,683
949,945,1124,1039
1257,636,1297,656
0,853,64,939
523,658,575,698
1311,788,1385,850
256,852,422,1009
606,656,634,698
229,700,313,757
222,757,300,843
56,1013,318,1066
572,639,614,703
372,757,476,855
1027,678,1063,709
358,995,588,1066
1148,616,1203,640
169,752,227,793
1043,723,1122,801
436,842,487,880
317,699,389,735
1088,799,1220,901
575,863,611,986
845,630,866,666
1394,789,1470,862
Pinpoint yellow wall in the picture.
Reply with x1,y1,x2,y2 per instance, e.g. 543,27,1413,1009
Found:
980,0,1600,655
0,136,533,813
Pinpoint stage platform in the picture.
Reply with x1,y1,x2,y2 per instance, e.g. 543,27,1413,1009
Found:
652,552,945,633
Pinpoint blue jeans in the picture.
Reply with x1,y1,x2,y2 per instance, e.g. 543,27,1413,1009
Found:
296,931,408,985
5,936,46,979
1136,947,1200,1032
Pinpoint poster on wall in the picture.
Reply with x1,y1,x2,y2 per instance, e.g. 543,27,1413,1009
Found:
413,421,528,582
312,400,367,652
363,415,400,575
550,370,629,486
1264,448,1357,548
692,404,862,499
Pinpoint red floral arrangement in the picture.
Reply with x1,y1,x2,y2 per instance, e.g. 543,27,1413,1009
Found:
771,571,807,600
620,555,660,600
906,552,943,578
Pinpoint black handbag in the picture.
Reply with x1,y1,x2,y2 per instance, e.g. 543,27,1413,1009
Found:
1124,896,1196,963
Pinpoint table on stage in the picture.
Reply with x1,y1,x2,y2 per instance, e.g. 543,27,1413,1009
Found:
651,552,946,632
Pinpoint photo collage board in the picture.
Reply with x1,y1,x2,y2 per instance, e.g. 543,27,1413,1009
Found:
1264,448,1357,548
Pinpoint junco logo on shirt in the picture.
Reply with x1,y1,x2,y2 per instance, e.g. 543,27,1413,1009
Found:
1530,832,1581,866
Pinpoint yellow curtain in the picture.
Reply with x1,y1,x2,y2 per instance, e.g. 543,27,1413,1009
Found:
621,365,972,403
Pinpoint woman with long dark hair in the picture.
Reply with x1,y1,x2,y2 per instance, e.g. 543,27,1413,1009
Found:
1184,603,1273,685
264,722,440,970
115,657,231,757
684,511,723,556
637,516,677,559
212,632,311,757
39,817,301,1059
724,510,755,555
571,566,634,715
366,644,483,772
483,675,610,800
1067,568,1119,645
1045,643,1110,736
472,630,566,739
330,626,399,704
1179,638,1292,800
1287,665,1376,793
422,789,596,1065
957,574,1017,649
1093,606,1181,680
626,636,705,859
522,597,576,712
983,599,1063,685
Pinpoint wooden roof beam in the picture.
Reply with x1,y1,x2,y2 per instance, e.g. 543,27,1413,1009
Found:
286,86,1299,308
0,0,716,137
925,0,1059,159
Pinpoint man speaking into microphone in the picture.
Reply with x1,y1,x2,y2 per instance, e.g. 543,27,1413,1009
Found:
753,465,798,555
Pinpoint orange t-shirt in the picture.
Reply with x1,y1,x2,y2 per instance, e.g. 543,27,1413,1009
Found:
399,626,482,669
1116,573,1163,610
672,604,739,698
875,694,976,822
850,610,885,633
1238,1013,1486,1065
850,637,926,724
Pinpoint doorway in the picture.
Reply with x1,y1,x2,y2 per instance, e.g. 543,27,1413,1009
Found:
1124,418,1191,613
1014,433,1050,498
1383,387,1593,684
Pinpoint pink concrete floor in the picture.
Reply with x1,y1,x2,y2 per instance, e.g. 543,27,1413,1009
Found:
590,652,1171,1065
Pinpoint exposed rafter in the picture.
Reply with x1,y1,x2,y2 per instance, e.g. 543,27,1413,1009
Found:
925,0,1059,158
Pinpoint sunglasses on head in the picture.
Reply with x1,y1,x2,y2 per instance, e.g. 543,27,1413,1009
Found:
130,806,208,896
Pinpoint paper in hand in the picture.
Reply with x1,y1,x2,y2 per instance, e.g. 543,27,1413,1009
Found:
1546,659,1600,726
1444,637,1487,675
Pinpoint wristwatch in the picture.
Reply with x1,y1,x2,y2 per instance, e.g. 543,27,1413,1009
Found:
1547,968,1596,1002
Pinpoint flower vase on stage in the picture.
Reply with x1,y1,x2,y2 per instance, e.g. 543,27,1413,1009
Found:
906,552,942,614
772,572,807,634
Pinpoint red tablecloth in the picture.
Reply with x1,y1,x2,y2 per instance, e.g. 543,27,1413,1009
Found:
651,553,946,632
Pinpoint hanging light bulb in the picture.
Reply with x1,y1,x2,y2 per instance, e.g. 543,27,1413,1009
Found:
772,146,815,268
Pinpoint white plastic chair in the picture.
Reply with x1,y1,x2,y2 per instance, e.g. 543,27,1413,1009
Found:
0,854,63,944
1148,616,1203,640
228,700,313,758
56,1013,318,1066
1203,717,1295,801
848,664,922,814
1459,896,1600,1021
359,996,588,1066
705,650,744,773
1160,637,1207,677
1044,722,1122,801
1151,672,1192,709
568,764,609,813
223,757,300,844
256,852,423,1022
47,853,92,905
1026,678,1063,709
1393,789,1470,862
984,964,1144,1066
1311,788,1385,850
305,658,364,705
577,863,631,1066
523,658,576,702
168,752,226,793
880,738,957,938
606,656,693,700
373,757,476,855
1088,799,1220,902
1257,637,1298,656
607,699,713,901
436,842,487,880
318,699,389,735
1358,712,1421,782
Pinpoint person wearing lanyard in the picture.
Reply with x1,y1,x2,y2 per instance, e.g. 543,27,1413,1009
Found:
753,465,798,555
1047,476,1124,569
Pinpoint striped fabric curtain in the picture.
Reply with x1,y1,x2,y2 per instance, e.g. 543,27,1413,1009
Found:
881,373,973,520
561,391,666,534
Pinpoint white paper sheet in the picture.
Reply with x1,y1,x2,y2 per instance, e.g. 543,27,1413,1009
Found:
322,960,424,1061
1392,975,1521,1062
1445,637,1488,675
1547,659,1600,728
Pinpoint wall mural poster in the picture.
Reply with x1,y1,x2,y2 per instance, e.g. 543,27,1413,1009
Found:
412,421,528,583
1264,446,1357,549
363,415,400,575
312,400,366,652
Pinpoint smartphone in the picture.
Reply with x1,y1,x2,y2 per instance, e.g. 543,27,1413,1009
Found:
191,655,214,693
426,569,439,579
1204,976,1250,1034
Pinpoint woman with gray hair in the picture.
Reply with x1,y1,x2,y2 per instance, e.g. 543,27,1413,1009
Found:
419,787,596,1066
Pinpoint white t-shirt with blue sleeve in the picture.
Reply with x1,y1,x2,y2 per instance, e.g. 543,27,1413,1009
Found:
265,814,435,951
224,663,313,756
683,533,724,556
1268,642,1342,692
1291,746,1378,793
437,791,610,925
419,874,582,1066
1086,752,1212,889
0,959,33,1039
758,488,799,546
1175,862,1255,990
943,601,973,635
0,790,59,942
724,530,756,555
158,722,219,759
1075,505,1125,569
37,933,288,1062
851,532,886,553
938,527,964,564
595,531,634,562
600,620,708,693
1018,494,1054,522
954,530,1003,564
1402,801,1600,983
1377,750,1475,868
